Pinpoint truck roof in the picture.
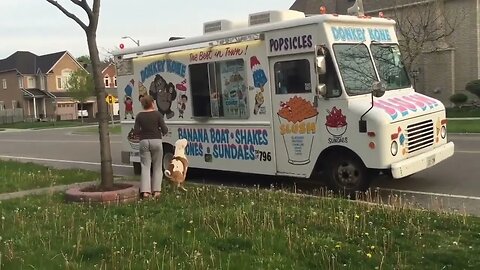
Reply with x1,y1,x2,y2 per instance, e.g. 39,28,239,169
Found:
113,12,395,59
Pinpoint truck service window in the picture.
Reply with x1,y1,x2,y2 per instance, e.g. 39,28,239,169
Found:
371,44,410,90
189,59,248,119
333,44,377,95
274,59,311,94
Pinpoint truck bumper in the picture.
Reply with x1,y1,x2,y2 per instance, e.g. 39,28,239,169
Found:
391,142,455,178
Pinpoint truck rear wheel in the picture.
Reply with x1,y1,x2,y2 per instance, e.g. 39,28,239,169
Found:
325,152,369,197
133,162,141,175
162,144,174,171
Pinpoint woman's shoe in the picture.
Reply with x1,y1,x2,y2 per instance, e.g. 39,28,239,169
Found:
140,192,151,200
152,191,161,199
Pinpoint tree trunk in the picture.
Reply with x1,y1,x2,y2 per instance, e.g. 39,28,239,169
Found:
86,31,114,189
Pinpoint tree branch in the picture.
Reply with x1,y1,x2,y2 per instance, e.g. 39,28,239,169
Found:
46,0,87,30
70,0,93,22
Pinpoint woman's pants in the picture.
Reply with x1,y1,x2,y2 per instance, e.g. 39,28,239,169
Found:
139,139,163,193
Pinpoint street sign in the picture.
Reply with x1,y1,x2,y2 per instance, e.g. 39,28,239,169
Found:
105,94,114,104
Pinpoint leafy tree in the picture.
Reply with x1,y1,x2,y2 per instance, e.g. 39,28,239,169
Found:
66,69,93,124
46,0,114,188
449,93,468,108
466,79,480,99
77,55,91,66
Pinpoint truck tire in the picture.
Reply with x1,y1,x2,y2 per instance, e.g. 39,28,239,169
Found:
162,145,174,171
133,162,141,175
325,152,370,197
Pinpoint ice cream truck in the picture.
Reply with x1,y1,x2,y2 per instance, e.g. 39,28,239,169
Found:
113,5,454,194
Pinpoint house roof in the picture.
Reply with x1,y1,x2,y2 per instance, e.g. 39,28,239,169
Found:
22,89,56,99
0,50,67,75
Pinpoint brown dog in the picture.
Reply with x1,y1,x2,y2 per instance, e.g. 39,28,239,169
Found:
164,139,188,191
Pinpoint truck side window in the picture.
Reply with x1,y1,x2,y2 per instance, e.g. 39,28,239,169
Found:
189,63,211,117
274,59,311,94
319,49,342,98
189,58,248,119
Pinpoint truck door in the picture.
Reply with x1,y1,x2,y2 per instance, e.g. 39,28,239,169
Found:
269,53,319,176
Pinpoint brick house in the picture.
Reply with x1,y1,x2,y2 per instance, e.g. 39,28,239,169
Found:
290,0,480,105
0,50,97,121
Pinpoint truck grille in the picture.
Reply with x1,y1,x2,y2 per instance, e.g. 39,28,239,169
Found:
406,120,434,153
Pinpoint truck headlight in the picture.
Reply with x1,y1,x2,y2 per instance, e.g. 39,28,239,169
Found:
391,141,398,156
441,126,446,139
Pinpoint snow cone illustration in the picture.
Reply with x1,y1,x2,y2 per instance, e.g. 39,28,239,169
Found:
325,107,347,137
250,56,267,114
124,79,135,119
277,96,318,165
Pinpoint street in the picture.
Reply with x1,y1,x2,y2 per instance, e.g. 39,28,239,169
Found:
0,127,479,214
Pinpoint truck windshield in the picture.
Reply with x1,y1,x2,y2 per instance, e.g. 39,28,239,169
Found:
371,44,411,90
333,44,378,95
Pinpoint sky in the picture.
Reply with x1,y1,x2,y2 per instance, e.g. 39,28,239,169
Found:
0,0,295,60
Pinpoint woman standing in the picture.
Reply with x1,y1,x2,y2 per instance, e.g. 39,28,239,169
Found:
133,95,168,199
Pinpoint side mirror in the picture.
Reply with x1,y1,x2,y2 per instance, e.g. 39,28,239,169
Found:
372,81,386,98
316,56,326,75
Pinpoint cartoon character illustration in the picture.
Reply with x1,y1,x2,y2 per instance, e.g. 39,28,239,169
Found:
177,94,188,118
250,56,268,115
138,81,148,101
124,79,135,119
124,96,134,119
149,74,177,119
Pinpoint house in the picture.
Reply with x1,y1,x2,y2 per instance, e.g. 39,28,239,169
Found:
290,0,480,104
0,50,98,121
102,62,120,116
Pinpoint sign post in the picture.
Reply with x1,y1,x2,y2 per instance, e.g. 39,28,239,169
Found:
105,94,115,125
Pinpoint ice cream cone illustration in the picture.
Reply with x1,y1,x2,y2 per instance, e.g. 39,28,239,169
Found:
250,56,268,114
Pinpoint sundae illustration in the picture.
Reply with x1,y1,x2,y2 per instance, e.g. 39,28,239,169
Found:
250,56,267,114
277,96,318,165
325,107,347,137
124,79,135,119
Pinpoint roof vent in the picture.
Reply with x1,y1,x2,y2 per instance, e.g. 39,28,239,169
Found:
248,10,305,26
203,19,247,34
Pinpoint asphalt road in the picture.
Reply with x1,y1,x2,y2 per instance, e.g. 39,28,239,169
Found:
0,126,479,215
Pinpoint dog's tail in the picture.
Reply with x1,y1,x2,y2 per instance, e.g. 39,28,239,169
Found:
164,170,171,178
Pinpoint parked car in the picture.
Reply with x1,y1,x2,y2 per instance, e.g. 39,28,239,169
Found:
77,110,88,118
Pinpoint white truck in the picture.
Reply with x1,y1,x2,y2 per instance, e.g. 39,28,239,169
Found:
113,4,454,194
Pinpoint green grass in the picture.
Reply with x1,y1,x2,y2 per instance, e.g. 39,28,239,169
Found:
0,184,479,269
0,160,99,193
73,124,121,135
0,120,84,130
446,107,480,118
448,119,480,133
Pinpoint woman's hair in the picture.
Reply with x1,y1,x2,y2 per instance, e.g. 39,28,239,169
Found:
140,95,154,110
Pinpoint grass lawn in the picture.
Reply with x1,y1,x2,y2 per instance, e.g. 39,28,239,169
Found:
73,124,121,135
0,183,479,269
446,107,480,118
0,160,99,193
447,119,480,133
0,120,85,130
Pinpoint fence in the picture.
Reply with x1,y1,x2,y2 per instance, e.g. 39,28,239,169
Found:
0,109,24,125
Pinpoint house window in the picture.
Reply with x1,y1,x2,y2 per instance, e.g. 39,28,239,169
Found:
18,77,24,88
104,76,111,87
27,76,35,89
2,79,6,89
113,76,117,87
274,59,312,94
40,76,45,90
57,77,63,89
189,58,248,118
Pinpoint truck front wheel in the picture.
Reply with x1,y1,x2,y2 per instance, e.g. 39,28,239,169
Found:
325,152,369,196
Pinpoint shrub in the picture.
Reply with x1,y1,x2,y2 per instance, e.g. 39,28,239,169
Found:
466,79,480,98
449,93,468,107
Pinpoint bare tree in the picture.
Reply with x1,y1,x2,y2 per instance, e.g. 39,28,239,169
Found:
46,0,114,189
392,0,464,72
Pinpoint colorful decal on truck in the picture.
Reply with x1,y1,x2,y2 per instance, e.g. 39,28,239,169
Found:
123,79,135,120
189,45,250,63
374,94,439,120
391,126,407,155
325,107,348,144
277,96,318,165
178,128,270,161
331,26,393,43
176,79,188,118
140,60,187,119
250,56,267,115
